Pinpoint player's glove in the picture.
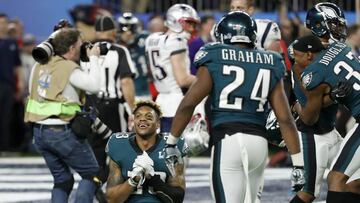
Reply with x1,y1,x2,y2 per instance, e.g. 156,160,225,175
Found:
134,151,155,176
164,144,183,177
290,166,305,192
128,166,145,187
329,81,353,102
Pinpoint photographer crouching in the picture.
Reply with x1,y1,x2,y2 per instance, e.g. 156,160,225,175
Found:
24,27,102,202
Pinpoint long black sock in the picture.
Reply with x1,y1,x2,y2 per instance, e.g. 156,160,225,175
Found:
327,191,348,203
289,195,306,203
346,192,360,203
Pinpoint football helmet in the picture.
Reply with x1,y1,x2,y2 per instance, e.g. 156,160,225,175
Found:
182,113,209,156
305,2,347,42
118,12,140,33
215,11,257,46
165,4,200,33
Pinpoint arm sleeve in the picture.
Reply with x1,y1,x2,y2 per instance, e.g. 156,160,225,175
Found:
114,45,136,79
69,56,100,93
146,175,185,203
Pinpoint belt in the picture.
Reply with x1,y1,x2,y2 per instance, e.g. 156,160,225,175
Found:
33,123,70,130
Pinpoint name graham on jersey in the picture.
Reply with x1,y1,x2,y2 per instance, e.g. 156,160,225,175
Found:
221,48,274,65
319,43,347,66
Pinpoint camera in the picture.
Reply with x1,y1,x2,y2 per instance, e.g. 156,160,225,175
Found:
80,42,109,62
32,19,73,64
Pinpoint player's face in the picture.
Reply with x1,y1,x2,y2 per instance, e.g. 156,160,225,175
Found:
183,20,197,34
230,0,253,14
293,49,312,69
133,106,160,139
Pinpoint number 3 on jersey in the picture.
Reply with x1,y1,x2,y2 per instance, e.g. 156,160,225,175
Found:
219,65,270,112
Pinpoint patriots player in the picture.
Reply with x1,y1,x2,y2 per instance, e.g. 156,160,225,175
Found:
118,13,151,101
293,17,360,203
145,4,199,133
106,100,186,203
164,11,302,203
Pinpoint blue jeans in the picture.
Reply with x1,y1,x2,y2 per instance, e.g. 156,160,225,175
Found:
33,125,99,203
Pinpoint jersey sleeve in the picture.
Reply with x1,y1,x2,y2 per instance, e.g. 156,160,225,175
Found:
272,53,286,81
193,45,212,68
301,63,325,90
106,132,130,162
165,36,188,56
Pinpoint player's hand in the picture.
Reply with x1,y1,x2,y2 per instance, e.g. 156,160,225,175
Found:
134,151,155,177
128,166,145,187
164,144,183,177
290,166,305,192
330,81,353,102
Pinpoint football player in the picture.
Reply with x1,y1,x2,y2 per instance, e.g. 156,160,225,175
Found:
290,3,360,203
118,12,151,101
106,100,186,203
293,9,360,202
145,4,199,133
164,11,302,203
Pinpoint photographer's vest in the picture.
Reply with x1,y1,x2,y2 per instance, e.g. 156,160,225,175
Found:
24,56,84,122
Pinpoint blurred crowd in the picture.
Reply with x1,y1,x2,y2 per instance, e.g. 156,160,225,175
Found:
1,0,360,163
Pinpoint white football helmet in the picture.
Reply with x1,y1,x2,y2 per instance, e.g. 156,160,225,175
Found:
182,113,209,156
165,4,200,33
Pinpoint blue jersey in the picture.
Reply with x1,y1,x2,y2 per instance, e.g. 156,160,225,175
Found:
128,33,150,96
106,132,186,203
194,43,285,127
292,66,337,133
302,42,360,118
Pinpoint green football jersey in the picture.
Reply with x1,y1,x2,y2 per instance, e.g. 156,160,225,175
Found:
194,43,285,127
106,132,186,203
128,33,150,96
302,42,360,118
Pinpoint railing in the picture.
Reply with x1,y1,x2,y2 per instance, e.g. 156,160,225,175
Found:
95,0,356,13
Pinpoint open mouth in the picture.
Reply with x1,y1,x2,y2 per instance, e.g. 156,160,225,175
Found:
138,123,149,129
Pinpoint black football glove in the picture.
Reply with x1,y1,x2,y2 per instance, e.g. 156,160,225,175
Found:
329,81,353,102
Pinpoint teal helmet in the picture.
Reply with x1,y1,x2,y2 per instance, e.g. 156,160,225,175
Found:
305,2,347,42
215,11,257,46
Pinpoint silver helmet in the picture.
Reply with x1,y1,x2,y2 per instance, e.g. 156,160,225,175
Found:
165,4,200,33
182,113,209,156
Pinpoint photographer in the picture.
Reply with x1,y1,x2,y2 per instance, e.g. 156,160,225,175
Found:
24,28,101,202
81,15,136,184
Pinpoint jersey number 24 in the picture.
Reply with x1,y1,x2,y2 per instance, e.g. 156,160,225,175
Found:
219,65,271,112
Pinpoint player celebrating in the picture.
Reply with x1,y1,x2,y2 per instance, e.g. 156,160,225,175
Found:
145,4,199,132
293,25,360,203
289,3,347,203
164,11,302,203
106,100,186,203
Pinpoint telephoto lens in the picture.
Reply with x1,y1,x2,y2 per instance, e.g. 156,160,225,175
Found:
32,41,54,64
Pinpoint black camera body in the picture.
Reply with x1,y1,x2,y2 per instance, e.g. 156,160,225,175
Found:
80,42,109,62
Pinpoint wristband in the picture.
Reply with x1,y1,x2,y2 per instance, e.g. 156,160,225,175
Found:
166,133,179,145
291,152,304,167
127,177,138,187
